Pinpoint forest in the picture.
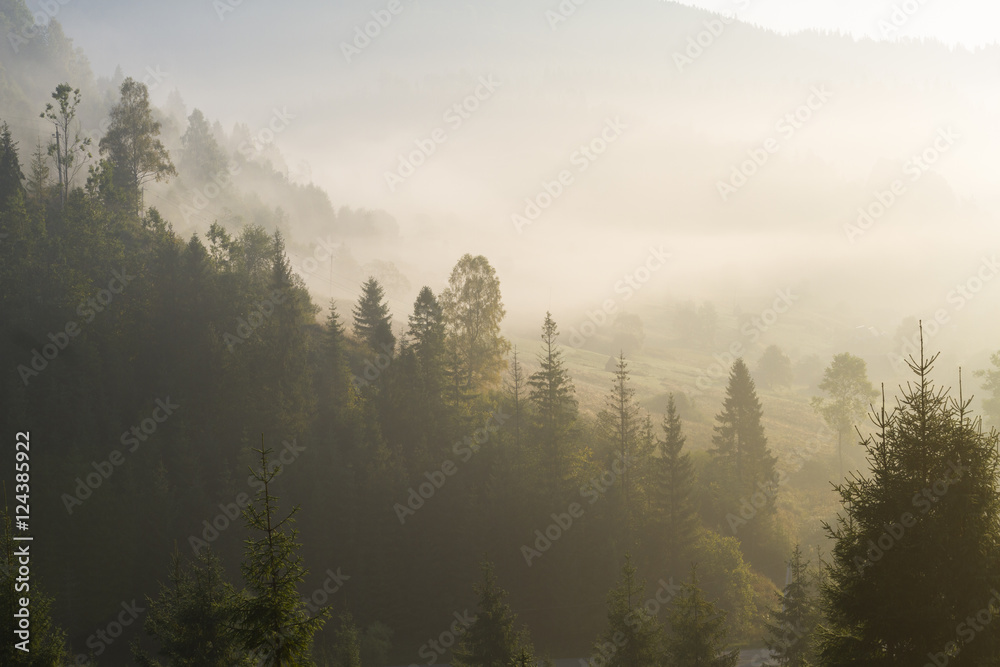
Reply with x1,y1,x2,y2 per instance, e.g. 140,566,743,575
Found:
4,0,1000,665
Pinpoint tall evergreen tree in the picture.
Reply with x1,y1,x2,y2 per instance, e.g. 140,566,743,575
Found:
239,445,328,664
710,359,777,521
452,560,534,667
408,286,446,389
528,312,577,481
764,545,817,667
353,277,396,355
507,347,526,454
593,555,663,667
0,122,24,205
24,139,50,212
665,566,739,667
820,341,1000,665
652,395,699,575
181,108,228,182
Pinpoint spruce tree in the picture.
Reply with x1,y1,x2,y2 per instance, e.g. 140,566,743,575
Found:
593,555,663,667
665,566,739,667
652,394,699,575
820,340,1000,665
239,445,328,664
527,312,577,481
764,545,817,667
452,560,534,667
133,549,248,666
408,286,446,391
0,122,24,206
353,277,396,355
710,359,777,522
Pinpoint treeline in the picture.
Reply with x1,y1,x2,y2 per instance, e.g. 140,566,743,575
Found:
4,77,1000,666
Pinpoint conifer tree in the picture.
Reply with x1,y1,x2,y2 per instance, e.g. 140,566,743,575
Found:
665,566,739,667
820,339,1000,665
764,545,817,667
652,395,699,574
593,555,663,667
452,560,534,667
353,277,395,355
528,312,577,481
710,359,777,521
133,549,248,666
0,122,24,206
408,286,446,390
507,347,526,454
239,445,328,664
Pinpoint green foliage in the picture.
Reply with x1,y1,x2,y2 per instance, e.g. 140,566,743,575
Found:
353,277,395,355
452,560,534,667
810,352,878,479
239,445,328,665
765,545,819,667
974,350,1000,426
328,611,363,667
820,342,1000,665
181,108,228,183
665,565,739,667
651,394,699,574
99,77,176,209
527,312,577,483
39,83,91,204
756,344,793,390
0,121,24,205
593,555,664,667
0,505,69,665
440,253,510,392
133,549,248,666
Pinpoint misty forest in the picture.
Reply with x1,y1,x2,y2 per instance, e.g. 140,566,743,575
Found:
2,0,1000,665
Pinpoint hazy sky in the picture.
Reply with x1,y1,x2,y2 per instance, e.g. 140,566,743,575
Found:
678,0,1000,47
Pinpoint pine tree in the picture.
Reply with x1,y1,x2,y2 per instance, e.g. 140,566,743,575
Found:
710,359,777,522
820,339,1000,665
597,353,652,540
133,548,248,666
665,566,739,667
764,545,817,667
0,122,24,206
24,139,50,212
507,347,526,454
239,444,328,664
181,108,228,182
353,277,396,355
452,560,534,667
527,312,577,481
652,395,699,575
592,555,663,667
408,286,446,391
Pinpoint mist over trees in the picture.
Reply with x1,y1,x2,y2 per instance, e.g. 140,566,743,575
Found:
3,0,1000,665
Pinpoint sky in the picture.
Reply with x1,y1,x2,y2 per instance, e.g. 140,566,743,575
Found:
677,0,1000,48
